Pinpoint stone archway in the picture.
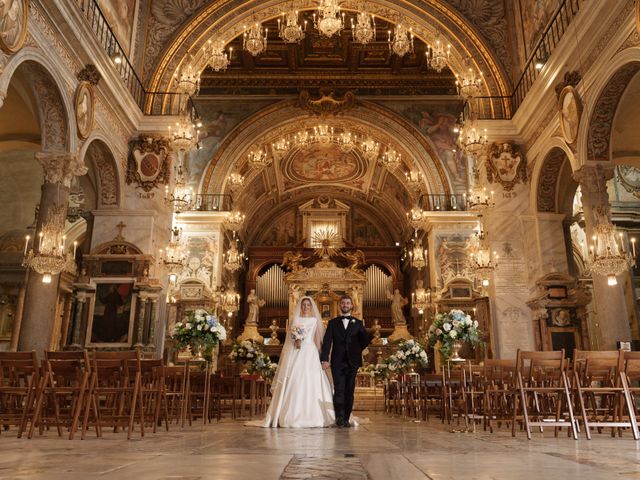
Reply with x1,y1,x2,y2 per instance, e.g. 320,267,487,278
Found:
83,139,121,209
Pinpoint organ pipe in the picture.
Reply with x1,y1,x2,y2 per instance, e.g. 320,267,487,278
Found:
364,265,391,309
257,264,287,308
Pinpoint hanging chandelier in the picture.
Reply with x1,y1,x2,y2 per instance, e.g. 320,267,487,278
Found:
314,0,344,37
205,39,232,72
587,223,636,286
243,21,268,56
456,61,483,99
224,211,246,232
293,130,311,148
173,56,200,97
164,163,193,213
279,9,306,43
411,281,432,315
313,124,334,144
408,231,427,270
221,287,241,316
159,227,188,284
227,172,245,191
271,137,290,160
406,207,426,230
359,136,380,161
459,118,488,155
337,131,356,152
427,35,451,72
379,146,400,168
351,10,376,45
22,205,77,284
224,240,244,273
168,115,200,152
388,22,414,57
469,221,498,287
247,147,271,170
465,187,494,212
405,169,423,192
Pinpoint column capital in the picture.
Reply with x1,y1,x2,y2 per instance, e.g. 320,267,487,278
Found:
572,164,614,194
35,151,88,188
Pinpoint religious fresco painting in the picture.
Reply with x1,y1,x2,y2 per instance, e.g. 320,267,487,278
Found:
258,209,297,247
514,0,561,65
178,232,220,289
352,211,386,247
97,0,138,57
88,281,135,345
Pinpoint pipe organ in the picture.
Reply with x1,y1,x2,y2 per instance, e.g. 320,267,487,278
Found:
364,264,391,309
256,264,288,308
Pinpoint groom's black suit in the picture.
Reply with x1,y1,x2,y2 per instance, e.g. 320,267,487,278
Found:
320,315,371,424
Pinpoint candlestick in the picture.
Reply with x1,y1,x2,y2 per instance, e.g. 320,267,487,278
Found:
631,238,636,257
73,241,77,258
23,235,30,256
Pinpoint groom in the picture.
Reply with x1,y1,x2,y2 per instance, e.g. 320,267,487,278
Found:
321,295,371,428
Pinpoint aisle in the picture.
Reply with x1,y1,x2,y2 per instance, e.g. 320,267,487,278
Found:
0,414,638,479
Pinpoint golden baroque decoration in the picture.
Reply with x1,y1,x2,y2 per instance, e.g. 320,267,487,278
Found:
126,135,171,192
296,89,356,116
29,4,79,74
77,64,101,86
36,151,88,188
485,142,527,192
74,81,95,140
0,0,28,54
554,71,581,99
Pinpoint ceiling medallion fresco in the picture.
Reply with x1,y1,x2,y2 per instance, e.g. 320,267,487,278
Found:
283,143,366,185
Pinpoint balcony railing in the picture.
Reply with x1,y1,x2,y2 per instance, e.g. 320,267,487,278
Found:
419,194,467,212
192,194,234,212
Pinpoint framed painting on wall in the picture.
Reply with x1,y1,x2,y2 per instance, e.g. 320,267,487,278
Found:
87,279,137,347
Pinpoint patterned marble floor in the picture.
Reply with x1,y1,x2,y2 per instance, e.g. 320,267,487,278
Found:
1,414,639,479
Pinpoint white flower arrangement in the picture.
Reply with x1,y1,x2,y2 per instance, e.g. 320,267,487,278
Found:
427,309,481,360
171,309,226,361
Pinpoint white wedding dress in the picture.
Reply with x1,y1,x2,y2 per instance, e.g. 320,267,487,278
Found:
252,299,335,428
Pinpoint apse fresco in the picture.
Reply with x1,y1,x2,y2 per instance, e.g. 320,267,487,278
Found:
352,212,386,247
97,0,137,56
373,100,467,190
258,209,297,246
188,99,277,185
289,144,359,182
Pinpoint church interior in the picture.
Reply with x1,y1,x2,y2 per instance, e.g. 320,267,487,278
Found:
1,0,640,478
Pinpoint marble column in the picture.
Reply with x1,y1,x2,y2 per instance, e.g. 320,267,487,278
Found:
147,298,159,350
573,164,632,349
19,152,87,353
70,289,90,349
135,295,148,348
9,282,26,351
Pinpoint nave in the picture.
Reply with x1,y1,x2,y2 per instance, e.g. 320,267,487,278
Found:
1,413,638,480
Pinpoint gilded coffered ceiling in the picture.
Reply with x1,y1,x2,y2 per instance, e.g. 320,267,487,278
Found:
134,0,513,97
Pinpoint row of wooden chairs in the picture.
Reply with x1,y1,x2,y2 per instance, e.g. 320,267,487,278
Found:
382,349,640,440
0,351,272,439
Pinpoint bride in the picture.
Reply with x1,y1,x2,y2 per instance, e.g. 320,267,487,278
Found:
255,296,335,428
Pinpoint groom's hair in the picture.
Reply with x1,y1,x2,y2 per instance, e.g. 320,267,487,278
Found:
340,294,352,302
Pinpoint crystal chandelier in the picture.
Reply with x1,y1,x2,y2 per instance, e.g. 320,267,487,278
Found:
313,124,333,144
279,9,306,43
465,187,494,212
456,61,483,99
224,211,246,232
379,146,400,168
388,22,414,57
408,231,427,270
224,240,243,273
271,137,290,160
360,136,380,161
243,22,268,56
469,221,498,287
227,172,245,191
164,163,193,213
459,118,488,155
587,223,636,286
337,131,356,152
351,11,376,45
168,115,200,152
314,0,344,37
205,39,232,72
406,207,426,230
411,281,432,315
221,287,241,316
23,205,77,283
159,227,188,283
173,56,200,97
294,130,311,148
427,35,451,73
405,169,423,192
247,147,271,170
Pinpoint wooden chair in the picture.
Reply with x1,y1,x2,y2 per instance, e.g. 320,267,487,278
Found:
30,350,91,440
185,363,212,425
214,375,239,420
139,359,168,434
402,372,422,420
421,373,445,422
83,350,142,439
622,351,640,435
512,349,578,440
482,359,517,433
442,366,468,426
0,351,40,438
164,364,188,426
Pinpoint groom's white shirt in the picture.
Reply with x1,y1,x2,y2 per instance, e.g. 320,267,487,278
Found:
341,314,351,330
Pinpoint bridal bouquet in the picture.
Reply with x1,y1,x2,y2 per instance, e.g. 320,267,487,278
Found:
172,309,226,361
427,309,481,359
290,325,306,349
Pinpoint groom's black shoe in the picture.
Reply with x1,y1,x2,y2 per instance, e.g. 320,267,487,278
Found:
343,418,351,428
335,417,345,428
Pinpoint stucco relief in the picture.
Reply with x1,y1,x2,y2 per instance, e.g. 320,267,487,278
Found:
536,150,566,213
36,152,87,188
486,143,527,191
25,63,67,152
87,144,119,207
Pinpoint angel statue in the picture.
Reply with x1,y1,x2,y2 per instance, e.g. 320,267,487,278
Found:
282,250,307,272
342,249,366,273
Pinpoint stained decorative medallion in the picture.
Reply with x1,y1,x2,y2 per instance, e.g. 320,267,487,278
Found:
0,0,28,54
